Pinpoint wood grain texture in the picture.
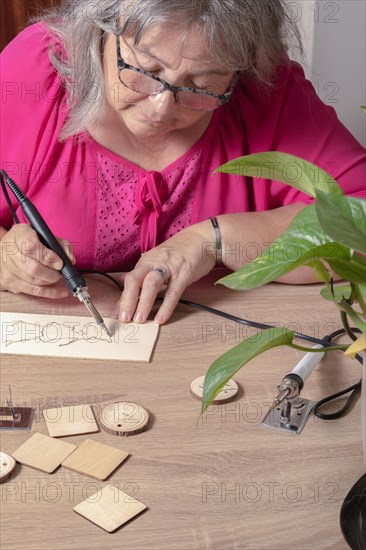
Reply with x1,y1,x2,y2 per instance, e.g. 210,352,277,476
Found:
12,432,77,473
73,485,147,533
61,439,129,481
43,404,98,438
0,271,364,549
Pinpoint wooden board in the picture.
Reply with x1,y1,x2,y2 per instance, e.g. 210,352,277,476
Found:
61,439,129,480
0,312,159,362
73,485,147,532
12,433,77,473
43,404,99,438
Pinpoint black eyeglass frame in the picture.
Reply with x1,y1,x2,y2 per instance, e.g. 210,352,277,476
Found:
115,33,239,110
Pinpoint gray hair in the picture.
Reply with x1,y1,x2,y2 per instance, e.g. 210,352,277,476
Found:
40,0,302,140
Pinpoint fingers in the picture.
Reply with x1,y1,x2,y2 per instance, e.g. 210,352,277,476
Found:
130,268,172,323
0,224,73,299
153,285,183,324
115,222,217,324
116,260,189,325
5,273,69,299
3,232,63,273
117,264,160,323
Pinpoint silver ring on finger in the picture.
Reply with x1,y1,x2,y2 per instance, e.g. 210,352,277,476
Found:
152,266,170,284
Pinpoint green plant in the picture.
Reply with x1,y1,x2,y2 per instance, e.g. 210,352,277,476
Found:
202,151,366,413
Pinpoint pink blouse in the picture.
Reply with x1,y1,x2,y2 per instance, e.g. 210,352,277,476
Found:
1,23,365,271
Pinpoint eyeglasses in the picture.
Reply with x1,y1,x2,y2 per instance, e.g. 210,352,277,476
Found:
115,34,238,111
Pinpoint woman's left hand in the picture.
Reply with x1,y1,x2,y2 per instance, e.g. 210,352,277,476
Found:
114,221,216,324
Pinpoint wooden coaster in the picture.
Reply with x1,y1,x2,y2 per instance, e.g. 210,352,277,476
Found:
43,404,99,438
0,451,16,483
74,485,147,533
62,439,129,481
190,375,239,404
12,432,77,473
99,402,149,436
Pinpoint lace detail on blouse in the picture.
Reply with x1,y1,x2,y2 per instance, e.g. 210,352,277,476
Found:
94,150,200,271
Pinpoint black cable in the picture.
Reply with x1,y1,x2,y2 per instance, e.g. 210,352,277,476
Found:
313,327,362,420
83,270,124,292
313,380,362,420
323,327,358,343
0,170,20,224
177,298,331,346
85,271,351,348
86,271,323,341
178,304,363,418
323,327,363,365
88,271,363,420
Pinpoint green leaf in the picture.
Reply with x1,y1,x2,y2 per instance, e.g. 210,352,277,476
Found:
201,328,294,414
289,202,321,227
328,253,366,284
217,205,350,290
361,106,366,115
315,191,366,254
215,152,343,197
306,261,331,284
321,283,366,302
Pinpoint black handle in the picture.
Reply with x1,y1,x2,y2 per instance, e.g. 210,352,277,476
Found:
21,200,86,293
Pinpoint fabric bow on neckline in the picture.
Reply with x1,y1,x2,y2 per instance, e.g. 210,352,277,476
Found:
131,171,164,252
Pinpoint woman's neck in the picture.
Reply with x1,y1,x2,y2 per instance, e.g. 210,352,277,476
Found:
88,106,213,171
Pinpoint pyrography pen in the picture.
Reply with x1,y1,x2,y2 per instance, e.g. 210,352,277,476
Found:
0,169,111,338
269,345,325,410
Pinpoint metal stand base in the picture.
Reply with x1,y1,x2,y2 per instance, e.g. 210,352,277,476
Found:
261,398,316,435
0,406,34,430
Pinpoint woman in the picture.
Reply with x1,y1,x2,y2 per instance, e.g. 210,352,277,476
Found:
0,0,365,324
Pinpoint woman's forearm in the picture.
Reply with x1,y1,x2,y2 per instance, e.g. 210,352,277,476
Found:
216,203,320,284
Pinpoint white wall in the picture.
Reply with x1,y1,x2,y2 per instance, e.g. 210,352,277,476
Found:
286,0,366,146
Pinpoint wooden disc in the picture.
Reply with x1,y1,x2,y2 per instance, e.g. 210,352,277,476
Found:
99,402,149,436
190,376,239,404
0,451,16,483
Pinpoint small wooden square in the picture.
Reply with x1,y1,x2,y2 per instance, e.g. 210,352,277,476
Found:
43,404,99,437
12,432,77,473
61,439,128,480
74,485,147,532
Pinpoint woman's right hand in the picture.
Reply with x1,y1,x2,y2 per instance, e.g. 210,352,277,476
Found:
0,224,74,298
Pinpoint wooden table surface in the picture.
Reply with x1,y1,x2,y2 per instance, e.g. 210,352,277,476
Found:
0,270,364,550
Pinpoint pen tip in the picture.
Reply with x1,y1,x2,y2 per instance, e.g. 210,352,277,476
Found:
101,323,112,338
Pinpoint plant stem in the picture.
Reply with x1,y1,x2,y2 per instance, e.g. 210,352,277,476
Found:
340,310,358,341
339,299,366,332
353,283,366,316
288,343,348,353
349,283,358,304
